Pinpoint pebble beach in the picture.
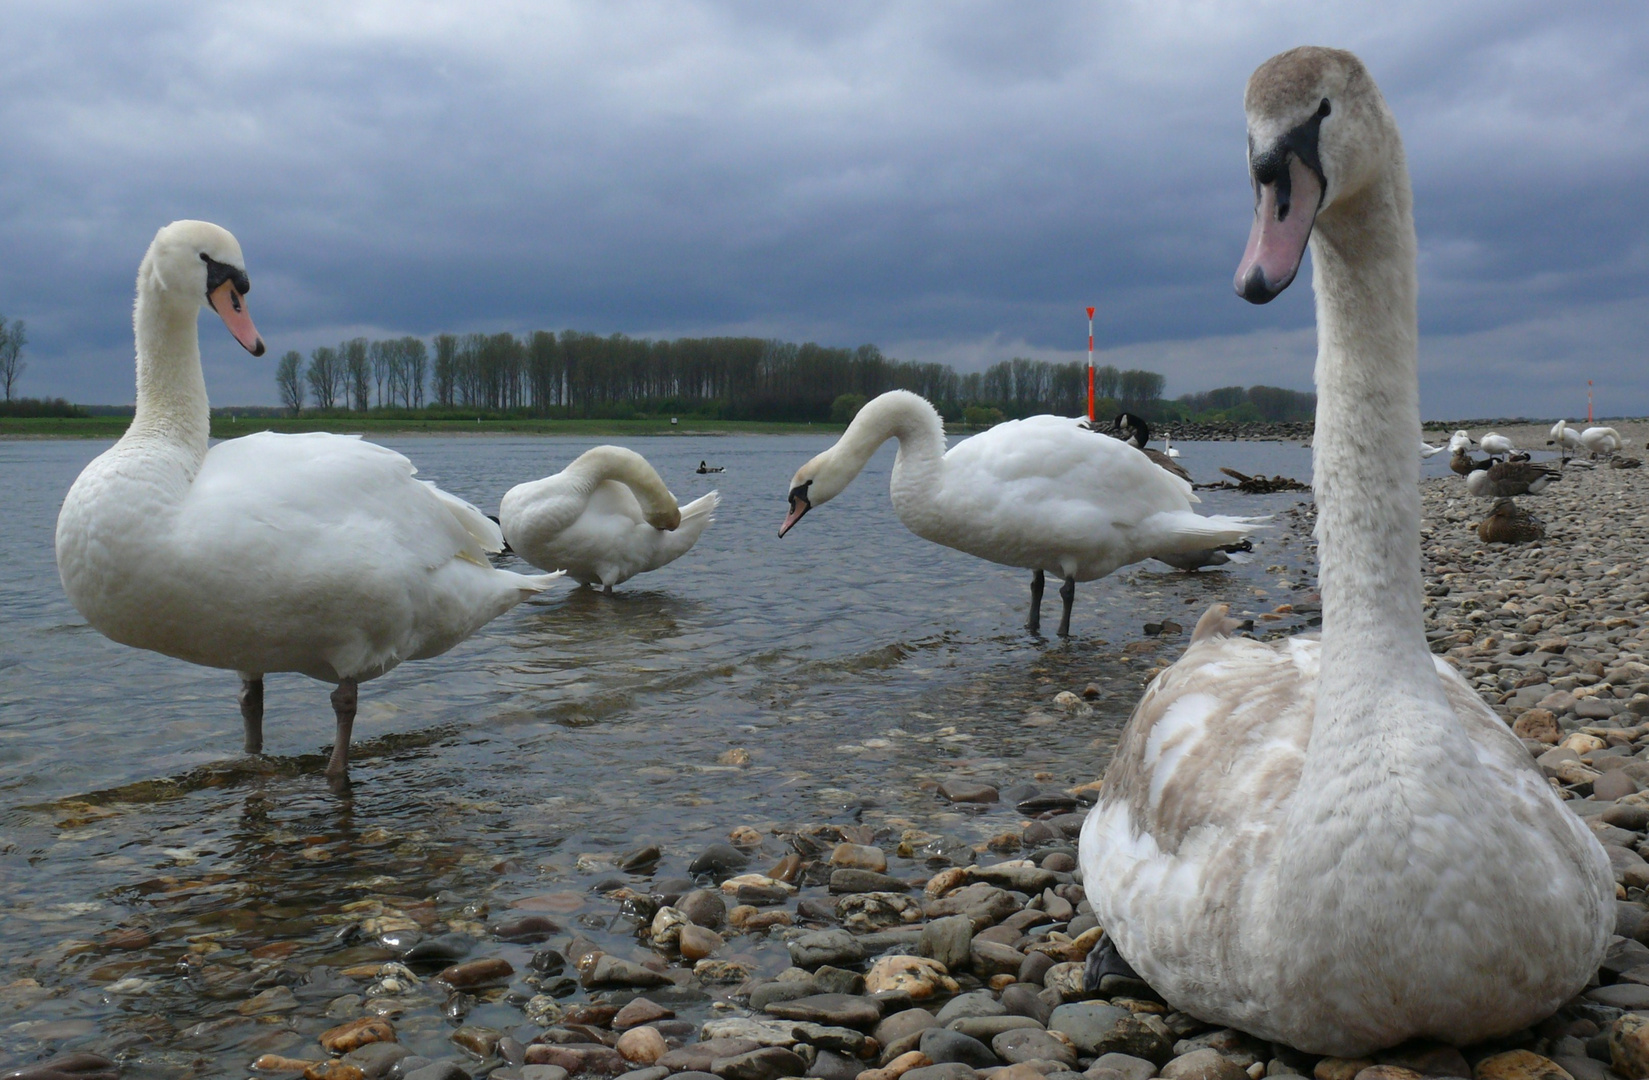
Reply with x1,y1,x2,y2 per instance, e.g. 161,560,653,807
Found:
5,424,1649,1080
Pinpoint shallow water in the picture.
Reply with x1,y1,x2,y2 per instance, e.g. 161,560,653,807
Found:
0,431,1319,1073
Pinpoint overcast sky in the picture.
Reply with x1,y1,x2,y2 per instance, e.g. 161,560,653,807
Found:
2,1,1645,417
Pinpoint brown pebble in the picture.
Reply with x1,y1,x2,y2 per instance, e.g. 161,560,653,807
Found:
1041,852,1076,872
616,1026,668,1065
318,1017,395,1055
679,923,724,961
253,1055,319,1073
437,957,514,988
1315,1059,1376,1080
1472,1049,1573,1080
729,825,763,846
1512,709,1561,744
99,926,154,951
1352,1068,1423,1080
613,997,675,1029
304,1063,365,1080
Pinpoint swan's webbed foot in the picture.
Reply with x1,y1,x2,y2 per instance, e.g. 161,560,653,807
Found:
603,584,614,595
1083,931,1142,992
1027,570,1045,634
239,675,264,755
1057,576,1076,637
326,677,357,790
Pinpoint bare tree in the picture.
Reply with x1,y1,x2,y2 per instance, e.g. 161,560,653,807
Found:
343,338,371,412
306,346,342,409
0,315,27,402
275,350,305,414
402,337,427,408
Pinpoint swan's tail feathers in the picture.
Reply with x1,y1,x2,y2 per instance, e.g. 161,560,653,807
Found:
1145,511,1267,553
680,490,720,524
1191,603,1244,645
425,481,507,553
513,569,567,595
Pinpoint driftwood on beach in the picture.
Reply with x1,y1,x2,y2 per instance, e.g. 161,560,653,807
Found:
1194,467,1312,494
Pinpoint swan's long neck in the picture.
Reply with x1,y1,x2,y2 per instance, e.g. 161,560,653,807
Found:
1303,137,1466,775
567,446,678,526
127,280,210,465
826,392,947,522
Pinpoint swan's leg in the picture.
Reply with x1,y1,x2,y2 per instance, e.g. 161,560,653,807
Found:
1083,931,1143,992
1027,570,1045,633
603,584,613,595
326,678,358,786
239,675,264,755
1057,576,1076,637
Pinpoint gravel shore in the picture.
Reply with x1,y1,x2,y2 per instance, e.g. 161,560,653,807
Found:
5,435,1647,1080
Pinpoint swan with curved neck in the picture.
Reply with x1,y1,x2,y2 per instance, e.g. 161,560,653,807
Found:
55,221,561,787
778,390,1258,635
499,445,719,591
1080,48,1609,1053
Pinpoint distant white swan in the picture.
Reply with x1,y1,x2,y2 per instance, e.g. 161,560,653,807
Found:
1446,429,1473,454
1581,426,1624,456
499,446,718,591
54,221,561,786
1548,420,1584,456
1418,439,1445,457
778,390,1258,636
1478,430,1515,458
1080,48,1609,1055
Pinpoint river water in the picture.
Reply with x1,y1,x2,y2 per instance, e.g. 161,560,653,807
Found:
0,431,1328,1076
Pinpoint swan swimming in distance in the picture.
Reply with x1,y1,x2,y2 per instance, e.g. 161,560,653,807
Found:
1079,48,1609,1054
499,446,718,592
55,221,563,787
777,390,1259,636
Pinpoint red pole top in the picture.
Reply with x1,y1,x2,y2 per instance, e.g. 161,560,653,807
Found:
1085,306,1095,319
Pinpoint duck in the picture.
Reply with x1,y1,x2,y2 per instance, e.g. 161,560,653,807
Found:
1448,446,1493,477
1477,499,1543,544
1478,430,1515,459
54,221,562,787
1152,539,1252,572
1108,412,1192,481
777,390,1259,636
1080,47,1609,1055
1581,426,1624,456
499,446,718,592
1465,459,1560,498
697,460,725,474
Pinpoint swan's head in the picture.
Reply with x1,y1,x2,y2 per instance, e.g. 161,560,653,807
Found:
139,220,265,356
778,450,855,537
1235,46,1396,303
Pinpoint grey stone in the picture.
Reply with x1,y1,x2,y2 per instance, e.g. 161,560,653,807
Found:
1587,982,1649,1009
992,1029,1078,1067
789,1022,873,1057
1159,1049,1249,1080
970,939,1025,978
788,929,866,970
1605,803,1649,831
679,889,729,929
713,1047,808,1080
658,1039,763,1073
1089,1053,1159,1080
1018,952,1056,987
811,966,866,997
691,843,751,876
921,1028,1000,1068
924,883,1023,930
875,1007,940,1047
807,1050,864,1080
936,991,1007,1026
939,780,999,803
521,1068,570,1080
1048,1004,1140,1056
763,993,881,1028
1603,937,1649,975
921,915,975,972
405,1063,472,1080
749,980,821,1011
828,869,910,894
1551,1054,1612,1080
345,1041,412,1078
972,864,1059,894
1000,984,1052,1025
948,1016,1045,1041
904,1067,980,1080
1598,772,1640,801
582,955,670,988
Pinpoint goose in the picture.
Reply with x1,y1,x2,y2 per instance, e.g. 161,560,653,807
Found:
1446,429,1473,454
696,460,725,474
499,446,719,592
1477,498,1543,544
54,221,562,787
777,390,1259,636
1448,446,1492,477
1548,420,1584,458
1152,539,1252,572
1478,430,1515,458
1465,459,1560,498
1079,48,1609,1054
1580,425,1624,456
1109,412,1192,481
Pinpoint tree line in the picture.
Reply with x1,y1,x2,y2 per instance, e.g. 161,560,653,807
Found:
271,330,1190,423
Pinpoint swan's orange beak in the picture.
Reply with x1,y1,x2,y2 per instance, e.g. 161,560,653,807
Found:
209,279,265,356
1235,155,1320,304
778,484,811,537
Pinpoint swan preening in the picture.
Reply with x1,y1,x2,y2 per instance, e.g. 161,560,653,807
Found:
55,222,563,786
778,390,1260,636
499,446,718,591
1081,47,1610,1054
1478,430,1515,458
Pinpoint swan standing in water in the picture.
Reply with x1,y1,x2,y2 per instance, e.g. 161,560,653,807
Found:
1079,49,1609,1053
55,222,562,786
499,446,718,592
777,390,1258,636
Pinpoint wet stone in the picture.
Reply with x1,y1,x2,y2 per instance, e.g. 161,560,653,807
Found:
616,1070,670,1080
807,1049,864,1080
679,923,725,961
765,993,882,1028
902,1066,979,1080
6,1054,120,1080
712,1046,808,1080
830,843,888,872
615,1027,668,1066
993,1029,1077,1068
403,1063,472,1080
919,915,974,972
1047,1004,1138,1057
619,845,662,872
811,966,867,996
342,1041,411,1078
970,939,1026,978
492,915,561,943
749,980,822,1011
876,1008,941,1048
1160,1049,1250,1080
402,934,474,968
938,780,999,804
240,985,301,1015
305,1063,366,1080
1000,985,1052,1025
658,1039,764,1073
1472,1050,1574,1080
582,955,671,989
949,1016,1044,1041
691,844,751,876
788,929,866,969
920,1028,999,1068
613,997,674,1029
829,869,910,894
924,884,1021,930
437,957,514,989
451,1026,503,1059
865,955,956,1000
936,991,1006,1025
522,1068,571,1080
321,1017,397,1055
679,889,729,929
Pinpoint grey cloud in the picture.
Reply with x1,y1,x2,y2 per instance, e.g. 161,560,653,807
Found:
0,1,1645,413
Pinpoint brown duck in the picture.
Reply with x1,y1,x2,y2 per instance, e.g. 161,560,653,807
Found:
1477,498,1543,544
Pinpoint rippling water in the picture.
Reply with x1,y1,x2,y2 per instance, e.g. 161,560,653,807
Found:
0,431,1321,1073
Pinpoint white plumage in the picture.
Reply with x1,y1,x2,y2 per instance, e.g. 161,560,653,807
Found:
1581,426,1624,455
778,391,1259,635
1081,48,1610,1055
1446,429,1473,454
1478,430,1515,457
55,221,560,784
499,446,718,591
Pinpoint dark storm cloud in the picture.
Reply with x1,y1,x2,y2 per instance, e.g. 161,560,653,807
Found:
0,1,1645,416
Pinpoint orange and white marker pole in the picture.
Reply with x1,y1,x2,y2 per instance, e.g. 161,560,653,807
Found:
1086,306,1096,421
1588,380,1594,423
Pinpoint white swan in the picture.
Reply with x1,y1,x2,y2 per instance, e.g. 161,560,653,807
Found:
1478,430,1515,458
1417,438,1445,457
1548,419,1584,456
499,446,718,591
777,390,1259,636
1446,429,1473,454
1080,48,1609,1054
55,221,561,786
1581,425,1624,456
